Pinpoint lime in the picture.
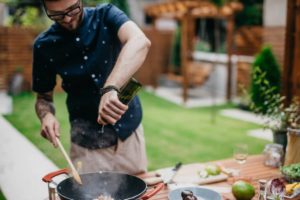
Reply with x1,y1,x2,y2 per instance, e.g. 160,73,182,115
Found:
232,180,255,200
205,165,221,176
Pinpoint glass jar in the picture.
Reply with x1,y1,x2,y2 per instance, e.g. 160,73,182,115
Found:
263,144,284,168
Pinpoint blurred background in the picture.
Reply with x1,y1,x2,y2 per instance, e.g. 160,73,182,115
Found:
0,0,299,199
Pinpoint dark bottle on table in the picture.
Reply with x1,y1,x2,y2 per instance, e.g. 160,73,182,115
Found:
118,77,142,105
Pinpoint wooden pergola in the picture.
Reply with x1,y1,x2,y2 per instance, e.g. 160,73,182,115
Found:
144,0,243,102
283,0,300,103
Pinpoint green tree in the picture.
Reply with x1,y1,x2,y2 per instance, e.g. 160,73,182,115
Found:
83,0,130,16
209,0,263,26
170,24,181,73
250,46,281,114
83,0,108,6
235,0,263,26
3,0,50,29
110,0,130,16
4,0,130,28
210,0,226,7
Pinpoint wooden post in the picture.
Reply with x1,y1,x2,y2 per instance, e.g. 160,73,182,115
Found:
181,13,190,103
283,0,296,104
226,16,234,101
0,27,8,90
295,1,300,96
187,16,195,58
152,17,159,89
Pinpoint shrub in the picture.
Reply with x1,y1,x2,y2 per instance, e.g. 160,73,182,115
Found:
250,67,300,131
84,0,130,16
250,46,281,114
170,25,181,73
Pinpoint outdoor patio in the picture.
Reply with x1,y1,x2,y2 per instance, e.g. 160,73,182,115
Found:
0,0,300,200
0,91,272,200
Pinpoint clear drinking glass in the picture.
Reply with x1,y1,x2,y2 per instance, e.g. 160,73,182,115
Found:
233,144,248,175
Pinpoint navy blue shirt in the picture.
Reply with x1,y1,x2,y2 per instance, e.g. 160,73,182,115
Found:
32,4,142,149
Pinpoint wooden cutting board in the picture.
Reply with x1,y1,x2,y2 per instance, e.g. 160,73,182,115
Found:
156,163,228,185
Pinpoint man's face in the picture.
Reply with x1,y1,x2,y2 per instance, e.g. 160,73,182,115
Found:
44,0,83,31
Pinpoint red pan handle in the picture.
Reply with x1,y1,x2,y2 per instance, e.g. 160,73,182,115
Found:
140,182,165,200
42,168,69,183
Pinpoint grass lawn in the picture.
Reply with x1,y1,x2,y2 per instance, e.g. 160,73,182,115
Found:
4,91,266,171
0,191,5,200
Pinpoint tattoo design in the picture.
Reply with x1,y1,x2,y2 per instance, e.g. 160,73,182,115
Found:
35,93,55,121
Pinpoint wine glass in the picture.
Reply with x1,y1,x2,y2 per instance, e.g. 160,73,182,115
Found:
233,144,248,176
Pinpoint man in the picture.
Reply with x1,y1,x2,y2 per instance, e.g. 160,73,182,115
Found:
33,0,151,174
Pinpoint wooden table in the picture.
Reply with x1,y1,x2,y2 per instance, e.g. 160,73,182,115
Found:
139,155,295,200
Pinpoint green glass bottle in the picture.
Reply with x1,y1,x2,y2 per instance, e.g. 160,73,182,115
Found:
118,78,142,105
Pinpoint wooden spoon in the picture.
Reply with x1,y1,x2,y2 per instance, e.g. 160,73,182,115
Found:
56,137,82,185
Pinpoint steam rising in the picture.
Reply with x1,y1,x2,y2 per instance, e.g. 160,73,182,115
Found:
70,119,117,149
57,172,145,200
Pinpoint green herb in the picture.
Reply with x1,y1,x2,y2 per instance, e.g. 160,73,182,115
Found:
281,163,300,179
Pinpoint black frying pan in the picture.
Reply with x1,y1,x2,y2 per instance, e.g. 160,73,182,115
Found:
43,169,163,200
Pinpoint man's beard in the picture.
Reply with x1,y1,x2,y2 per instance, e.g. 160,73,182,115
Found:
60,11,83,31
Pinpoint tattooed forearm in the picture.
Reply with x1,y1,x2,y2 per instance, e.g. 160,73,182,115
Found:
35,92,55,121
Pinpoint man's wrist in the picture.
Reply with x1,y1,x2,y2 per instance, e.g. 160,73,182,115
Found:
40,112,54,121
35,98,55,122
100,85,120,97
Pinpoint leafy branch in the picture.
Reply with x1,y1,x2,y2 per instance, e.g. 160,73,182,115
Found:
250,67,300,131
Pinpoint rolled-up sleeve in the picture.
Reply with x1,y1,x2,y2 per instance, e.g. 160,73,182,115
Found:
103,4,130,35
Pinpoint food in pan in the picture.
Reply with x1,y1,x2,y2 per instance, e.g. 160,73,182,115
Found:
181,190,198,200
93,194,114,200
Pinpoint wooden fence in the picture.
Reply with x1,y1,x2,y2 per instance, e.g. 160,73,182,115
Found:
0,25,291,98
135,27,174,87
263,27,286,67
234,26,263,56
234,26,285,67
0,26,38,91
0,26,174,92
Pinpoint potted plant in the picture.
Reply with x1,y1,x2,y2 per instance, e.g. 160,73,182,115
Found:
249,67,300,150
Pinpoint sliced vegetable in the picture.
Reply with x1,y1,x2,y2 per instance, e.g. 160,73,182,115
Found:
265,178,285,200
285,182,300,195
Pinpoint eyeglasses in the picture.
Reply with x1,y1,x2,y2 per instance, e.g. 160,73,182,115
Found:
44,0,82,21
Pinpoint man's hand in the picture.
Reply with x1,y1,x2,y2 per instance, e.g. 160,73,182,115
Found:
41,113,60,147
35,91,59,147
98,90,128,125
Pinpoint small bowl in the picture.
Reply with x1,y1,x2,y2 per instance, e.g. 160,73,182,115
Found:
280,163,300,183
168,187,222,200
281,171,300,183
